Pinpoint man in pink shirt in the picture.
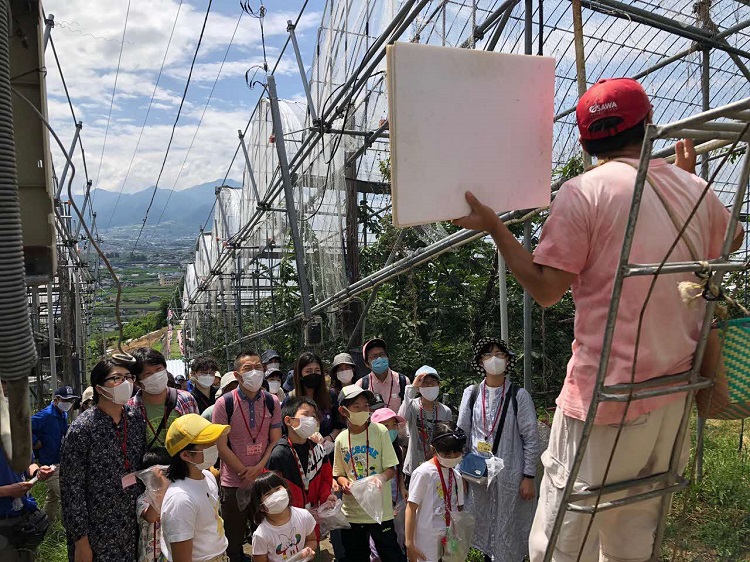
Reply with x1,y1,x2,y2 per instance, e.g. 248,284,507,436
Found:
213,350,282,562
455,78,743,562
355,338,411,412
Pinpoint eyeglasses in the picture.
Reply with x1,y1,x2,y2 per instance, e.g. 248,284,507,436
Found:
368,352,387,361
481,352,507,360
103,374,135,385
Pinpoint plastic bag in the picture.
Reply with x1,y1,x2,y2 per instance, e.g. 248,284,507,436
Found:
441,510,476,562
349,475,385,524
393,498,407,547
486,456,505,488
135,465,170,511
313,498,351,536
284,547,315,562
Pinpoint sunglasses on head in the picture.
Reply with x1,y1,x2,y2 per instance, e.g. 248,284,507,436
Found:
431,427,467,446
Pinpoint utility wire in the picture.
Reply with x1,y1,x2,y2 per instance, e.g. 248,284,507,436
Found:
92,0,132,204
148,10,243,238
131,0,214,251
105,0,185,229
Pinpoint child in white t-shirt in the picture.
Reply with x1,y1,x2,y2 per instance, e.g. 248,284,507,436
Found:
160,414,230,562
250,472,318,562
405,421,466,562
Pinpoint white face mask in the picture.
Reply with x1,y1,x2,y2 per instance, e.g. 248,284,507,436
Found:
483,356,507,376
56,401,73,412
188,445,219,471
242,370,264,392
336,369,354,385
292,416,320,439
98,380,133,405
142,370,169,395
266,362,280,372
267,380,281,394
436,454,463,469
197,374,215,388
263,488,290,514
420,386,440,402
344,408,370,427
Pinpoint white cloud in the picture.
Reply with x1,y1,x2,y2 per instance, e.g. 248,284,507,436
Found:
42,0,320,198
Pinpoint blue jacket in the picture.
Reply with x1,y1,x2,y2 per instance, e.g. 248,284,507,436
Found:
0,448,37,516
31,402,68,465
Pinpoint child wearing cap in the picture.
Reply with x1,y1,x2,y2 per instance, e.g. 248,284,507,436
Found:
397,366,453,487
333,385,405,562
160,413,231,562
405,421,466,562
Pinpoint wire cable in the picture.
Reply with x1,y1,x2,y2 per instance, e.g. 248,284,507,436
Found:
147,9,243,238
131,0,214,251
92,0,131,204
105,0,185,229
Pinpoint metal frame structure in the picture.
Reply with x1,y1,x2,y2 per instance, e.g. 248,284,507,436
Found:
22,11,100,406
169,0,750,556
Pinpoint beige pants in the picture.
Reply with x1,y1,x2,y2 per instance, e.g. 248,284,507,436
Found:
529,398,690,562
43,471,60,526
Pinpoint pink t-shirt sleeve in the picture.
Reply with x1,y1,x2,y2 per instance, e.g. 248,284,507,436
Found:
533,182,592,275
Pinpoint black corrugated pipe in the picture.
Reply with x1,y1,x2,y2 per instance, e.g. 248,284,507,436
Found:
0,0,37,472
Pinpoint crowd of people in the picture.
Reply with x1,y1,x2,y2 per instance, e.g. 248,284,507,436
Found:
0,78,739,562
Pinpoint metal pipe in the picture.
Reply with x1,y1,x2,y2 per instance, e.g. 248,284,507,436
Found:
499,252,508,342
624,259,747,276
655,98,750,137
578,0,750,59
288,20,318,124
523,221,533,391
267,75,313,319
238,130,262,204
56,121,81,198
485,0,519,51
47,282,57,391
572,0,592,168
43,13,54,51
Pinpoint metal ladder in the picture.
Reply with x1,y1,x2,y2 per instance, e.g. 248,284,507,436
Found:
543,97,750,562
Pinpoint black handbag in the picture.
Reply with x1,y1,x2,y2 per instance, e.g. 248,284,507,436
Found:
9,509,50,549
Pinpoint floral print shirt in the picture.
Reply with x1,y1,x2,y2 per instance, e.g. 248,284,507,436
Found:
60,405,146,562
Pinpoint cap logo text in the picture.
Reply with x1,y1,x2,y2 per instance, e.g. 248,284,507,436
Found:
589,101,618,114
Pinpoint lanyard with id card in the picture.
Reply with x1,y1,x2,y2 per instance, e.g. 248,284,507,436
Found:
237,391,267,457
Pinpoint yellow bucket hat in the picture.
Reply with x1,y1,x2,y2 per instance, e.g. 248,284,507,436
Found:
165,413,230,456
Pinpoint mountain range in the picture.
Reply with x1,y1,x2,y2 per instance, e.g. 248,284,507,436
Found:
84,179,242,235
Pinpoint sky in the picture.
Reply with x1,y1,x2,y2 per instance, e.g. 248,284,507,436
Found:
43,0,325,206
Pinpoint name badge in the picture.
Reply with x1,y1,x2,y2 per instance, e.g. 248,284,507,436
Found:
477,441,492,455
121,473,137,489
247,443,263,456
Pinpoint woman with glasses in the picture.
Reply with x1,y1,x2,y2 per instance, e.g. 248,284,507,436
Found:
456,337,541,562
60,357,146,562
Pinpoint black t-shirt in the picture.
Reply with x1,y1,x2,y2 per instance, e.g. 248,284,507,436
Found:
191,385,216,414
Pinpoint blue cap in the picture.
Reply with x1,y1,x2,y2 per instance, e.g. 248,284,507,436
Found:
415,365,440,381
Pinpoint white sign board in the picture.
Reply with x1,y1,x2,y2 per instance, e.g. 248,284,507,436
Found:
387,43,555,227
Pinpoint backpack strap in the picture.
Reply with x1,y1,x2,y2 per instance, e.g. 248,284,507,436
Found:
146,387,179,450
467,383,481,429
398,373,407,401
491,383,518,456
362,374,370,391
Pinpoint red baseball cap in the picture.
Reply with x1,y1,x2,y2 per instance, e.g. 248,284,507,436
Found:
576,78,652,141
